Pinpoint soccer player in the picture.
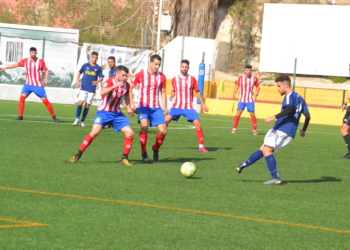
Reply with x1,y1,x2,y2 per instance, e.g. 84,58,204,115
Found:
165,59,209,152
232,65,260,135
130,54,167,162
235,75,310,185
108,56,117,78
70,65,135,165
0,47,59,122
73,51,104,127
340,87,350,159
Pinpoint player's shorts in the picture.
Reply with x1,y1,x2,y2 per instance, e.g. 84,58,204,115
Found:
237,102,255,112
263,129,293,153
78,90,94,104
93,111,131,133
343,106,350,125
136,107,165,127
168,108,200,122
21,84,47,98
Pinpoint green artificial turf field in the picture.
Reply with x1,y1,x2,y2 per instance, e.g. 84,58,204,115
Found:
0,100,349,249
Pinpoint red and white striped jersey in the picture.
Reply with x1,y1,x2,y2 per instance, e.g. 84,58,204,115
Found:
171,74,199,109
131,70,166,108
98,78,129,113
18,58,48,87
237,75,259,103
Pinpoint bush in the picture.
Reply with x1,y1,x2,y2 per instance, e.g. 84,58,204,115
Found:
327,76,349,84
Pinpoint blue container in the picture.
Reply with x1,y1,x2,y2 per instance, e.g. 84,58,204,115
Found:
197,63,205,104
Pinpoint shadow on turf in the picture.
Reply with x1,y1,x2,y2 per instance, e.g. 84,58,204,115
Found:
242,176,341,184
165,147,232,152
131,157,214,164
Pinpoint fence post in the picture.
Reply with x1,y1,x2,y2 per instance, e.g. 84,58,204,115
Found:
42,37,46,60
197,52,205,105
342,90,346,106
160,49,165,73
293,58,297,91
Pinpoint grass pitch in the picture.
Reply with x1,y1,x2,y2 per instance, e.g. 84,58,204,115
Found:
0,100,349,249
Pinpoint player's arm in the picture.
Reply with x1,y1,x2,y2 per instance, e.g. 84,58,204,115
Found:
341,93,350,111
196,91,209,112
161,87,168,115
43,69,49,85
123,91,134,117
233,84,239,99
255,85,260,97
75,72,81,87
0,63,19,71
92,77,104,86
100,82,122,96
265,105,293,124
299,112,311,137
169,90,175,101
129,79,137,111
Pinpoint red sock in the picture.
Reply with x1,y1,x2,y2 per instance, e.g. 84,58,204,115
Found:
123,137,133,155
79,134,94,152
233,116,240,129
140,132,147,153
42,98,55,117
196,129,204,145
153,133,165,150
18,95,26,116
252,118,257,131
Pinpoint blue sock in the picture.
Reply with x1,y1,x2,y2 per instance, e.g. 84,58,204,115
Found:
242,150,263,167
76,105,82,119
265,155,279,179
82,108,89,121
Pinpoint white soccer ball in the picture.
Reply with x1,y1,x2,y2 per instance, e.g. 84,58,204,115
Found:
181,162,196,178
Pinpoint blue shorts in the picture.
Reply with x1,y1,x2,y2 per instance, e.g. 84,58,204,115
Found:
168,108,200,122
21,84,47,98
237,102,255,112
93,111,131,133
136,107,165,127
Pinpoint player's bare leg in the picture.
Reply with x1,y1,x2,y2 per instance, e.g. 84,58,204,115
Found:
152,124,167,161
249,112,257,135
16,94,28,120
165,114,173,128
193,120,208,152
232,110,243,133
140,119,149,162
70,124,103,163
120,125,134,166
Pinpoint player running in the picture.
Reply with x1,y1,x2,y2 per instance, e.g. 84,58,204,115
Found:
73,51,104,127
232,65,260,135
0,47,59,122
235,75,311,185
165,59,209,152
340,86,350,159
130,54,167,162
70,65,135,165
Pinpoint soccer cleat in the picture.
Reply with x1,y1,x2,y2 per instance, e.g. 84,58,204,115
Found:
340,153,350,159
231,128,236,134
152,145,159,161
198,147,209,152
16,116,23,121
70,154,81,163
53,117,60,123
253,130,258,135
142,152,150,162
80,121,85,127
263,178,282,185
72,119,79,126
104,124,112,129
236,163,246,174
120,158,132,166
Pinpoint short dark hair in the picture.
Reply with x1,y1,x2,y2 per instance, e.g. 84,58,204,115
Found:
275,75,291,86
108,56,115,61
91,51,98,56
116,65,129,74
150,54,161,62
245,65,252,69
181,59,190,66
29,47,37,52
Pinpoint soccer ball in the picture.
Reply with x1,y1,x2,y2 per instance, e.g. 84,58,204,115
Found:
181,162,196,178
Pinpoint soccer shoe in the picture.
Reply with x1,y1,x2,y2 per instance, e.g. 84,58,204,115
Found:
70,154,80,163
80,121,85,127
263,178,282,185
142,152,150,162
235,163,246,174
253,130,258,135
53,117,60,123
198,147,209,152
104,124,112,129
340,153,350,159
152,146,159,161
72,119,79,126
231,128,236,134
15,116,23,121
120,158,132,166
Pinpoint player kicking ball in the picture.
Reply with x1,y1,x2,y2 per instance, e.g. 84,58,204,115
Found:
235,75,310,185
70,65,135,166
165,59,209,152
